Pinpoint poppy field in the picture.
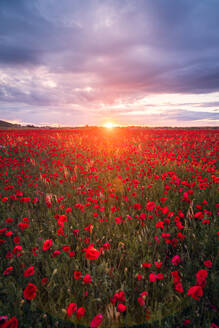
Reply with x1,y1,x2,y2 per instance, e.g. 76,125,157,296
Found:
0,128,218,328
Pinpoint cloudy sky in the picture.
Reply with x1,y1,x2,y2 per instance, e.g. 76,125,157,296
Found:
0,0,219,126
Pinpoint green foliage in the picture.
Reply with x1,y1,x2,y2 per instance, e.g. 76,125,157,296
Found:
0,130,218,327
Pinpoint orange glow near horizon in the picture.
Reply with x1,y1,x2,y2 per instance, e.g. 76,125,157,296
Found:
103,122,117,129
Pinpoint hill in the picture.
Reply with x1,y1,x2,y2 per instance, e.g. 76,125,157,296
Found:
0,120,21,128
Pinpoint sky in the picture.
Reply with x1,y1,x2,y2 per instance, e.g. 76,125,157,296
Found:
0,0,219,127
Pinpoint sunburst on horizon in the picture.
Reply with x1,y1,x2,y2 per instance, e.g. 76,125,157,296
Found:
103,122,117,129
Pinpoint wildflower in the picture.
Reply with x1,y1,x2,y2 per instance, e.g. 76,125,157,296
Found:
137,273,142,281
183,320,191,325
175,282,184,293
23,283,37,300
149,273,157,282
74,271,82,280
2,316,18,328
42,240,53,251
51,250,61,257
172,255,181,266
146,201,155,211
67,303,77,317
3,266,13,276
117,304,126,312
187,286,203,300
41,278,48,286
154,261,162,269
137,297,145,306
156,221,164,229
90,314,103,328
203,260,212,268
24,266,35,277
83,274,92,284
13,236,20,244
85,245,100,260
76,307,85,320
142,262,151,268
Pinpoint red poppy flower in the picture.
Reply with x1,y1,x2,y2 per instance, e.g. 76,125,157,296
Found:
175,282,184,293
156,221,164,229
62,245,70,252
83,274,92,284
18,222,29,230
5,218,13,223
23,283,37,300
203,260,212,268
196,269,208,287
5,231,13,237
76,307,85,320
74,271,82,280
103,242,110,250
13,236,20,244
13,245,22,254
156,273,164,280
172,255,181,266
0,316,8,327
51,250,61,257
171,271,180,284
140,291,148,298
24,266,35,277
146,201,155,211
90,314,103,328
0,228,7,235
57,228,64,236
85,245,100,260
210,324,219,328
32,247,39,256
42,239,53,251
3,266,13,276
137,273,142,281
114,217,121,223
67,303,77,317
183,320,191,325
149,273,156,282
196,269,208,281
155,261,162,269
68,251,75,258
117,304,126,312
142,262,151,268
41,277,48,286
137,296,145,306
187,286,203,300
2,316,18,328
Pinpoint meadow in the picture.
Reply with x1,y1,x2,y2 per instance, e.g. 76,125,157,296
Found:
0,128,218,328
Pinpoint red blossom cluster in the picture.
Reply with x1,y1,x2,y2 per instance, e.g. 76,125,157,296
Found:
0,129,218,326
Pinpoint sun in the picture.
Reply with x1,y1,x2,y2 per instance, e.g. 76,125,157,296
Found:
103,122,117,129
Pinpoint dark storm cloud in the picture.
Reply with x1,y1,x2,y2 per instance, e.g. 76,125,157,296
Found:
0,0,219,124
0,0,82,66
0,46,39,65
